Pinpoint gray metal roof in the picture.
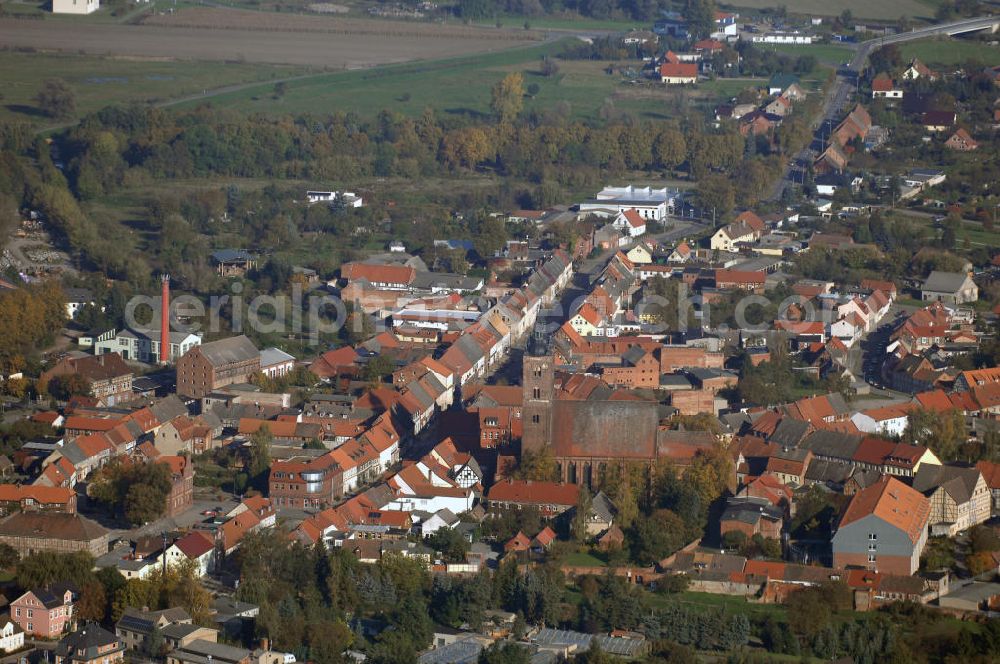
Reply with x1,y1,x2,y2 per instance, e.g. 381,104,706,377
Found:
799,430,863,460
532,628,645,656
912,464,981,505
590,491,616,523
150,394,189,424
259,347,295,368
418,638,483,664
721,496,783,525
174,639,251,664
922,270,973,295
211,249,253,264
197,335,259,367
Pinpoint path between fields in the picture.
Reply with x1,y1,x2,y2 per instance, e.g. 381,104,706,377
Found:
158,29,566,110
155,70,338,110
32,30,565,135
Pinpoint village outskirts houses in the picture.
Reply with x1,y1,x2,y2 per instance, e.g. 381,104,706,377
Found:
710,211,766,252
921,271,978,305
41,353,134,407
911,464,991,537
611,209,647,238
54,625,125,664
9,584,77,638
0,617,24,654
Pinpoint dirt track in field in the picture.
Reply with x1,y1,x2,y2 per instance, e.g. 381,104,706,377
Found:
0,9,540,68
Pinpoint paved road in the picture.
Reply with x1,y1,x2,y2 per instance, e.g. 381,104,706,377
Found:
767,14,999,202
86,494,241,543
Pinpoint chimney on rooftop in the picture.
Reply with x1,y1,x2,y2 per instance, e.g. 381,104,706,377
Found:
160,274,171,365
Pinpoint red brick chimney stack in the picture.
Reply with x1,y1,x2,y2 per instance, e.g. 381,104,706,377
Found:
160,274,170,365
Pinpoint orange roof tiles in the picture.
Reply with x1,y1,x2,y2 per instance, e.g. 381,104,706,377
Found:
976,461,1000,490
533,526,557,547
871,73,895,92
659,62,698,78
505,531,531,552
341,262,415,286
63,416,120,432
238,418,298,438
159,455,188,476
839,476,930,544
913,390,953,412
31,411,61,425
0,484,75,505
715,269,766,286
621,209,645,229
487,480,579,507
734,211,765,233
74,434,113,458
173,531,214,558
574,303,604,327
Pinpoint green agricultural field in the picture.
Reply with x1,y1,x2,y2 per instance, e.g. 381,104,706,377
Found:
172,40,752,120
891,210,1000,249
646,590,789,619
757,42,854,65
466,15,642,31
726,0,942,21
899,38,1000,67
0,51,307,127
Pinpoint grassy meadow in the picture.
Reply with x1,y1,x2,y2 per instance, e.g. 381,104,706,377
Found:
899,38,1000,67
171,39,773,120
0,51,308,127
725,0,944,21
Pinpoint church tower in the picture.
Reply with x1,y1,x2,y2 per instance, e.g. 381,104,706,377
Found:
521,329,554,453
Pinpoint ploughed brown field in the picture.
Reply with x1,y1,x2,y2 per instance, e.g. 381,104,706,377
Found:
0,8,541,68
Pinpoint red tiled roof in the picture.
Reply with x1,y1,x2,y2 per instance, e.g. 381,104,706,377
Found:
972,383,1000,410
861,279,896,295
784,394,839,424
173,531,214,559
715,269,765,286
341,262,415,286
871,73,895,92
159,455,188,476
0,484,74,505
505,531,531,552
693,38,724,51
621,208,645,229
743,560,786,579
659,62,698,79
839,476,930,544
63,416,120,432
961,367,1000,388
977,461,1000,490
851,437,898,466
31,411,61,425
734,211,765,233
533,526,557,547
860,405,910,422
487,480,579,507
575,303,604,327
913,389,953,413
74,434,113,458
238,418,299,438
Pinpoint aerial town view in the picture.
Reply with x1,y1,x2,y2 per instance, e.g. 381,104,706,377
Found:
1,0,1000,661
